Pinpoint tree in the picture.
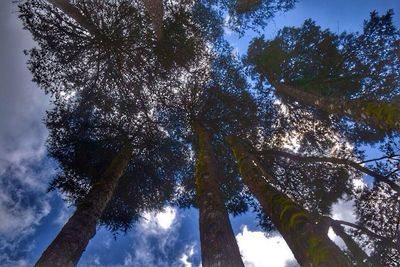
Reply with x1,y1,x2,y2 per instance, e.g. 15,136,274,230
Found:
245,11,400,137
34,78,189,266
156,45,257,265
207,0,297,33
20,0,400,265
228,136,354,266
35,142,133,267
193,121,244,266
20,1,253,265
19,1,194,265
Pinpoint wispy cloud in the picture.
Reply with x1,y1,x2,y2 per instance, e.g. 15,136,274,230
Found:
78,207,200,267
0,157,54,266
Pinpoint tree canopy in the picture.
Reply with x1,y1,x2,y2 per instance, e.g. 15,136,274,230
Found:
17,0,400,266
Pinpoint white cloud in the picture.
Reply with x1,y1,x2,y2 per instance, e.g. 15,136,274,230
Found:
156,207,176,230
142,206,177,231
331,198,356,223
236,226,297,267
0,130,56,265
116,206,185,266
0,192,51,237
179,244,195,267
223,14,233,36
123,253,134,266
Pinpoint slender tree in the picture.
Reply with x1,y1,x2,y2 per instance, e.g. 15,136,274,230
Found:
245,11,400,136
19,1,194,264
35,142,133,267
227,136,352,266
193,121,244,266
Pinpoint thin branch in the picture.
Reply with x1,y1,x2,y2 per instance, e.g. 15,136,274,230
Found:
359,155,400,164
46,0,99,36
262,149,400,194
334,219,399,251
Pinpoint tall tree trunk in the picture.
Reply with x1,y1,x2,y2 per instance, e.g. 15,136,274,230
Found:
227,136,352,267
262,149,400,194
35,143,133,267
266,77,400,133
193,122,244,267
46,0,98,36
143,0,164,42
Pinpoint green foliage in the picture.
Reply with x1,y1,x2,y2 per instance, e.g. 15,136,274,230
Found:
19,1,400,265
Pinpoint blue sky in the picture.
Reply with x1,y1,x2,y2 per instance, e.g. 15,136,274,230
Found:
0,1,399,266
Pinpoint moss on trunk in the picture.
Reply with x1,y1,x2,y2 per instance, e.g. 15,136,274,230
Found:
228,136,352,267
35,143,133,267
193,122,244,267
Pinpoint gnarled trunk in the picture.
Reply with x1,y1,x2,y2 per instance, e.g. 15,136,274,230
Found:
228,136,352,267
193,122,244,267
35,143,133,267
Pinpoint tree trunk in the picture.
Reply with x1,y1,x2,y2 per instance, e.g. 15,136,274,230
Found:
35,143,133,267
267,77,400,133
235,0,261,13
193,122,244,267
227,136,352,267
143,0,164,42
46,0,98,36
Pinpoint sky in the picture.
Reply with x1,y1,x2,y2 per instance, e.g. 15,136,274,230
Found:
0,0,399,266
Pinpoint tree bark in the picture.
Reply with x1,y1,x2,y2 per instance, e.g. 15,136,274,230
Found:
262,149,400,194
46,0,98,36
266,76,400,133
143,0,164,42
193,122,244,267
227,136,352,267
235,0,262,13
35,143,133,267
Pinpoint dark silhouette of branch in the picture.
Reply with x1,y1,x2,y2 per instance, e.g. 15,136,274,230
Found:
262,149,400,193
359,155,400,164
46,0,99,35
333,219,399,251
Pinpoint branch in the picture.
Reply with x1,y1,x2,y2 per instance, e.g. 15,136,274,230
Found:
266,76,400,133
329,220,372,265
47,0,98,36
263,149,400,194
359,154,400,164
142,0,164,42
334,219,399,251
